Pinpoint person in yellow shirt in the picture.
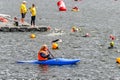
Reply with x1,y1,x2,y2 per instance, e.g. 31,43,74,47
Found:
20,1,27,24
29,4,36,27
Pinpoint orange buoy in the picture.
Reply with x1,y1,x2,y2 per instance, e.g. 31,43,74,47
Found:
52,42,58,49
57,0,67,11
116,58,120,64
30,34,36,38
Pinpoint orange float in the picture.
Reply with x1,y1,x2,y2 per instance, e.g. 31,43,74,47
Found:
116,58,120,64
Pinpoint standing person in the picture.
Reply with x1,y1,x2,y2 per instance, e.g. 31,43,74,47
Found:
20,1,27,24
38,44,52,61
29,4,36,27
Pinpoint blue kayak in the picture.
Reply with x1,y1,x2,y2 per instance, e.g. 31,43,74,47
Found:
17,58,80,65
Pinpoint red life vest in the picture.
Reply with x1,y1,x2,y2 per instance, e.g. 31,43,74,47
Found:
38,50,49,60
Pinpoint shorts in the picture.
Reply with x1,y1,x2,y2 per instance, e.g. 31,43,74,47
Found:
21,13,26,18
31,16,36,21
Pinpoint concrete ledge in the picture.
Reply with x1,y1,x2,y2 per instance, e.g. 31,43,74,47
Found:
0,26,48,32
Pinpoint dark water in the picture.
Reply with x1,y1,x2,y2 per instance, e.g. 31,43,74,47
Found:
0,0,120,80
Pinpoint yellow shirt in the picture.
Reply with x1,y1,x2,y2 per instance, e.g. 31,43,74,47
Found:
30,7,36,16
20,3,27,13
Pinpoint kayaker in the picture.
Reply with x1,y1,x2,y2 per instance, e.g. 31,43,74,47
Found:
29,4,36,27
20,1,27,24
38,44,52,61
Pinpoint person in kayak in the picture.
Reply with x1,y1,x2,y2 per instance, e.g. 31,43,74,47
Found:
29,4,36,27
38,44,52,61
20,1,27,24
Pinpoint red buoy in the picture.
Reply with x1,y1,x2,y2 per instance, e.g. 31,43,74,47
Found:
57,0,67,11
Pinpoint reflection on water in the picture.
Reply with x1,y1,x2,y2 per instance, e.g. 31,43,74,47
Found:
38,65,49,73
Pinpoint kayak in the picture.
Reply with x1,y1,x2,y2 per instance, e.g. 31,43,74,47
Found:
17,58,80,65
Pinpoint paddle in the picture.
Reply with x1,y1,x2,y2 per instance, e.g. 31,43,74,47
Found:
47,49,55,58
52,39,62,43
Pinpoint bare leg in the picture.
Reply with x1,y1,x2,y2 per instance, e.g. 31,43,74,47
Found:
21,18,24,24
